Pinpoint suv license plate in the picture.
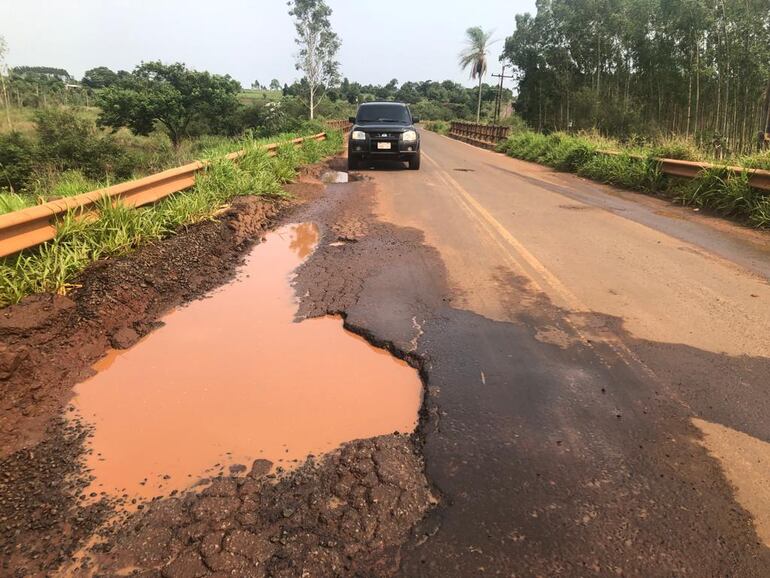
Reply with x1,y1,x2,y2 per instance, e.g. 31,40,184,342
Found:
377,142,392,150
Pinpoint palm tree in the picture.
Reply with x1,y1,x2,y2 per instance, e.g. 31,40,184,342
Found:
459,27,494,123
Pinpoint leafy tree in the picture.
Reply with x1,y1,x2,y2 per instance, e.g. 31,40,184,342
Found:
270,78,281,91
11,66,72,82
82,67,118,89
501,0,770,154
96,61,241,147
288,0,341,119
291,76,507,120
460,27,494,122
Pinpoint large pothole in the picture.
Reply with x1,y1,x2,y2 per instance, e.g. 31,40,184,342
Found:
68,223,423,504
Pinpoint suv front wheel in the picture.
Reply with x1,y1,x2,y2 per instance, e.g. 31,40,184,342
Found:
408,153,421,170
347,154,359,171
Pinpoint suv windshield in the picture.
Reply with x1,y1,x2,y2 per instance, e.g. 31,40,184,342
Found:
356,104,411,124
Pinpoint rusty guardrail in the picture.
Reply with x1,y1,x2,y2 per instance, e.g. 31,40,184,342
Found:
0,130,341,258
658,158,770,191
599,150,770,192
449,121,510,149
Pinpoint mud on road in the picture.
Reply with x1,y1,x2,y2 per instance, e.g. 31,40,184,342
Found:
6,144,766,577
0,159,441,577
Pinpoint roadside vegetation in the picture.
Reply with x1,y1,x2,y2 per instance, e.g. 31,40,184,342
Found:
0,107,335,216
424,121,450,135
0,130,343,306
496,130,770,228
501,0,770,157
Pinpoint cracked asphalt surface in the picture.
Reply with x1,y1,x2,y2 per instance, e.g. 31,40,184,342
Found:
2,132,770,576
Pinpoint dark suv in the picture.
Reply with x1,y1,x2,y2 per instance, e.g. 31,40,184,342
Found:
347,102,421,170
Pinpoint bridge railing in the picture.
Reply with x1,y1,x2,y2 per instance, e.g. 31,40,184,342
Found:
449,122,510,149
325,119,352,132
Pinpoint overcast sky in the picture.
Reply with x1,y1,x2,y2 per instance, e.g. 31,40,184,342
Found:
0,0,536,88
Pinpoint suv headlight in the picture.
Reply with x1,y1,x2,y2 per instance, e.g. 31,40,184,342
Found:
402,130,418,142
351,130,366,140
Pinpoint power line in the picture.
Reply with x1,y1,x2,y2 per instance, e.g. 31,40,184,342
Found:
491,66,515,124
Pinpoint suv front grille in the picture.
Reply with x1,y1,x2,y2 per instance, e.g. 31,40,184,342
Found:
368,132,400,152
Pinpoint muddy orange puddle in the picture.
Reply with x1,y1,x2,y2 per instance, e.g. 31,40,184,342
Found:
70,223,421,501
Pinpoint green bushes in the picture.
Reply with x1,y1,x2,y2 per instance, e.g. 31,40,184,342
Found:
0,132,36,192
577,154,662,192
1,105,337,203
424,121,450,135
541,134,598,172
672,168,767,225
496,131,550,161
496,132,599,171
33,108,158,183
498,129,770,227
0,109,155,199
649,137,700,161
0,131,343,306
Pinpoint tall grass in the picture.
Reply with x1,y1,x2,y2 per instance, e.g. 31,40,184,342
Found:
424,121,450,135
741,151,770,171
0,130,343,306
577,154,662,192
498,129,770,227
0,193,32,215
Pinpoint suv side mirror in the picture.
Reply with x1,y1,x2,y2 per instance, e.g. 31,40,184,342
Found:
412,117,421,124
348,116,356,123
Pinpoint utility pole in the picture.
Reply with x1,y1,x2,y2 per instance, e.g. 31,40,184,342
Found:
492,66,515,124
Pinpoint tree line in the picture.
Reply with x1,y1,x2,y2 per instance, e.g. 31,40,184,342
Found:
282,77,512,121
501,0,770,154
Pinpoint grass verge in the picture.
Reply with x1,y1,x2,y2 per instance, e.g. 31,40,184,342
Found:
423,121,450,136
496,131,770,228
0,131,343,306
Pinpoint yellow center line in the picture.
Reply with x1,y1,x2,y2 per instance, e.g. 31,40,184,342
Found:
423,151,586,312
422,150,671,391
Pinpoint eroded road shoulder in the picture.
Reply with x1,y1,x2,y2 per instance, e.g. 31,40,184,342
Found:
0,161,438,577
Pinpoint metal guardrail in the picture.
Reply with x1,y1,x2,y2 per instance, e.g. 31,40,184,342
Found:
599,150,770,192
658,158,770,191
449,122,770,192
0,131,337,258
449,121,510,149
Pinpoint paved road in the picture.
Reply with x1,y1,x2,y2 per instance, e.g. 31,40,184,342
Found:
358,130,770,575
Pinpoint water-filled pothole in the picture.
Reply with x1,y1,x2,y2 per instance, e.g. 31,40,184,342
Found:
69,223,422,502
321,171,349,184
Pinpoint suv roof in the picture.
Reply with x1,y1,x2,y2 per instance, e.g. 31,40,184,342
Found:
359,101,407,107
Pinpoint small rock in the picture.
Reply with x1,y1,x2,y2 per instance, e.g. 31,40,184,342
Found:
249,459,272,479
110,327,141,350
